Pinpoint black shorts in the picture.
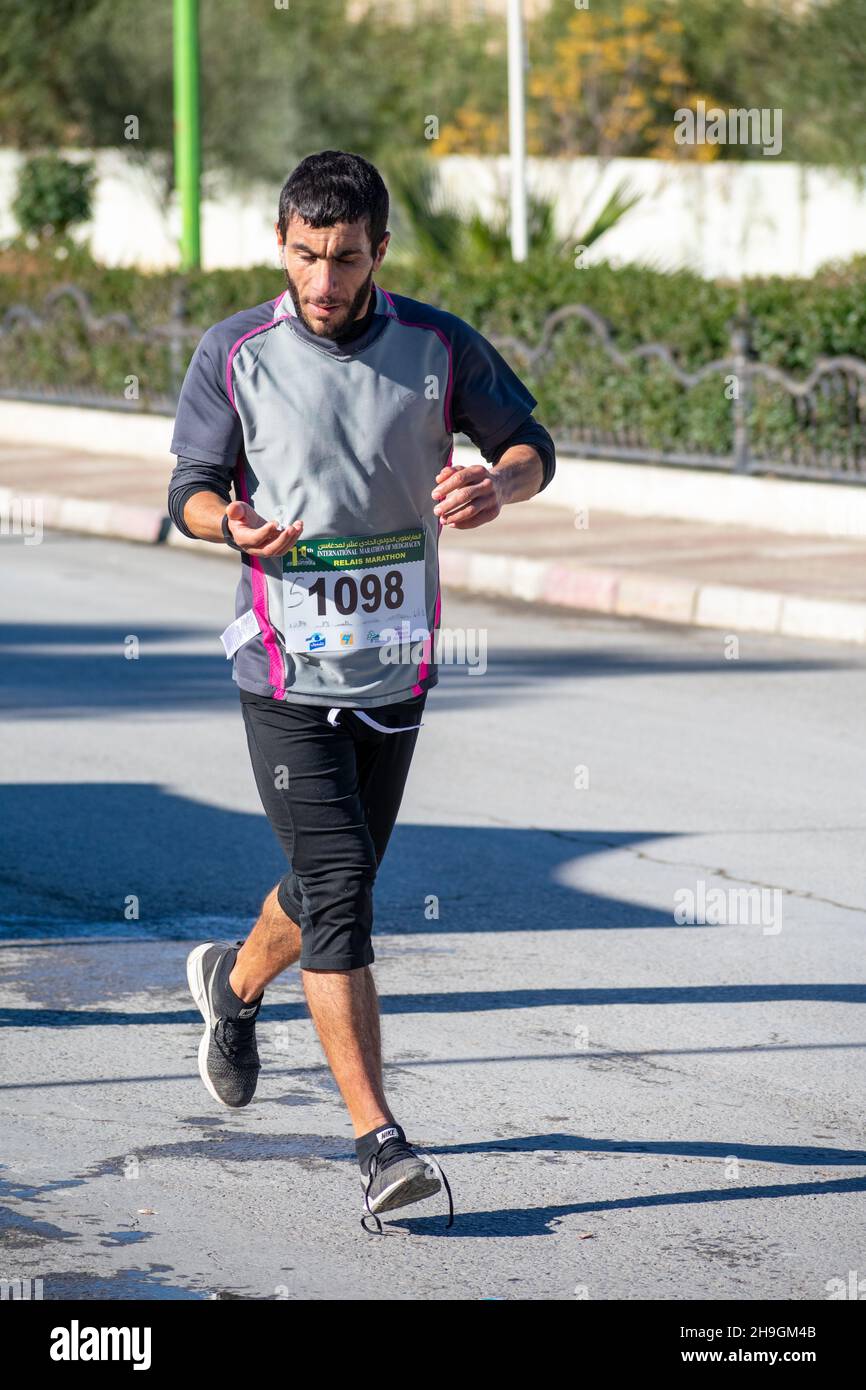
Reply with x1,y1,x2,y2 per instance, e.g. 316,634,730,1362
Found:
240,688,427,971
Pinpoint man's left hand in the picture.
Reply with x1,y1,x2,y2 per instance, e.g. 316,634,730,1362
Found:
431,464,503,530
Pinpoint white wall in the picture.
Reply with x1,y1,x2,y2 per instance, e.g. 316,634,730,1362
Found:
435,155,863,281
0,149,281,273
2,147,866,279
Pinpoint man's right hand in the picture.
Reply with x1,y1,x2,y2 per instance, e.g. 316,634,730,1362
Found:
224,500,304,557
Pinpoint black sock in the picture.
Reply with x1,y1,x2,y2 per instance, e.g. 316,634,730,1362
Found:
356,1121,406,1175
215,945,262,1019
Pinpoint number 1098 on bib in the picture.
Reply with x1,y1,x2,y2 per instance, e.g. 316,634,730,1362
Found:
281,527,429,655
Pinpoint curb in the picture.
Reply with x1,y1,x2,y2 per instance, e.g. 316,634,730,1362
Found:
4,487,866,646
436,547,866,647
0,487,168,546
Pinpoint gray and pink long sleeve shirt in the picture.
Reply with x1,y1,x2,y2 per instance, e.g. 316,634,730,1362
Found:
168,282,555,708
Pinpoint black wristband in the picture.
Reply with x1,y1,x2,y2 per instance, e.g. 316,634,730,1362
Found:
221,512,244,551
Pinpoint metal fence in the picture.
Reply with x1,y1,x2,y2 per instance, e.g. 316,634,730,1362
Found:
3,284,866,483
491,304,866,484
0,283,198,415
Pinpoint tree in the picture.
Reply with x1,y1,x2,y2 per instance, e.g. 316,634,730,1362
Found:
772,0,866,171
0,0,101,146
525,2,716,161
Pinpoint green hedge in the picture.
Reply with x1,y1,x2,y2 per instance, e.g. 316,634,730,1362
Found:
3,242,866,464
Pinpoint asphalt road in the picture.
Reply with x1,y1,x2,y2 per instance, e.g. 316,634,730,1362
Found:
1,532,865,1300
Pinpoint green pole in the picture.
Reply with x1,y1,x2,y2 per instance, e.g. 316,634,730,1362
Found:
173,0,201,270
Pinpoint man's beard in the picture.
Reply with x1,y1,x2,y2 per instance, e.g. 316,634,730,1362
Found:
283,268,373,340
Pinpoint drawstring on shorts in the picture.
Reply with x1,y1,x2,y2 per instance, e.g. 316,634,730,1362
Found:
327,707,424,734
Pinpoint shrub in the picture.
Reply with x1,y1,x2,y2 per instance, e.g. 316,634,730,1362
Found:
2,249,866,467
12,155,96,239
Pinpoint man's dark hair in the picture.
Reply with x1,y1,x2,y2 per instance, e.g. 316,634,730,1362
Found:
278,150,389,254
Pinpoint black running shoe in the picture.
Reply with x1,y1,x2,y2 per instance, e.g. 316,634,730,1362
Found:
186,941,262,1108
360,1123,453,1232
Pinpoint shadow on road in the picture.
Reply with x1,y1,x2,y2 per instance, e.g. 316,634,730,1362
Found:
0,777,685,934
3,980,866,1031
394,1173,866,1237
0,620,852,720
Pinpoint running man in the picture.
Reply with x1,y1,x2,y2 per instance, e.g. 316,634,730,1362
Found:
168,150,556,1226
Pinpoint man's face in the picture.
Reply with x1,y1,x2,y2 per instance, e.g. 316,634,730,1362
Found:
276,214,389,339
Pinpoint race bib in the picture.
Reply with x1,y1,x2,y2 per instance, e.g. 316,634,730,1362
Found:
281,527,429,654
